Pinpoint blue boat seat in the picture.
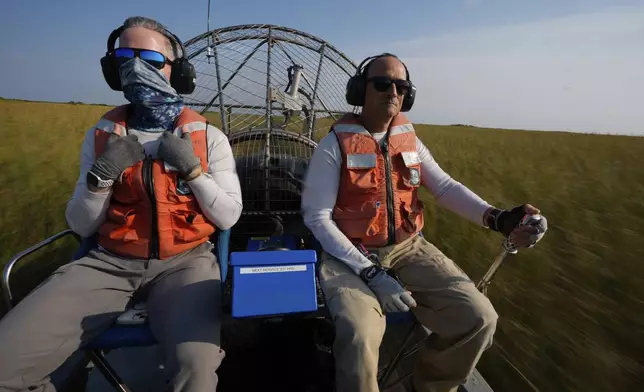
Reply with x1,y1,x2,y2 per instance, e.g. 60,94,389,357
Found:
385,310,416,324
84,324,157,350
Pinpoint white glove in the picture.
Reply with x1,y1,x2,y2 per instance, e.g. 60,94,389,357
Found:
363,266,417,313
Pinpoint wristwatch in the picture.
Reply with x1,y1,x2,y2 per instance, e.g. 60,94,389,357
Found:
359,264,385,283
86,171,114,188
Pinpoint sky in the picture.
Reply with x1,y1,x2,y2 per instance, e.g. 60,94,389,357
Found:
1,0,643,135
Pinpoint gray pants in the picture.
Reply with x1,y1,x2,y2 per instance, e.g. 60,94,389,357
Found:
0,242,224,392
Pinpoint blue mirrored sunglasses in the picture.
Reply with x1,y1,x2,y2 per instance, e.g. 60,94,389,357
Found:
113,47,172,70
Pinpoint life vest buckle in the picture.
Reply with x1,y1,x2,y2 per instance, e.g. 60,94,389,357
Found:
356,242,380,265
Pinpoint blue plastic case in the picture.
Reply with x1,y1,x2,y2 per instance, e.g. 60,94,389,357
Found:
230,249,318,318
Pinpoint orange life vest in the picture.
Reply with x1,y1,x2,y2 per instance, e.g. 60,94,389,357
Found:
93,105,216,260
331,113,424,247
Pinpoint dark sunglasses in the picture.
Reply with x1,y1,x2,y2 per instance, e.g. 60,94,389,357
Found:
113,47,172,70
367,76,410,94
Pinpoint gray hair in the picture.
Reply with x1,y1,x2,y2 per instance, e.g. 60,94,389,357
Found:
121,16,181,60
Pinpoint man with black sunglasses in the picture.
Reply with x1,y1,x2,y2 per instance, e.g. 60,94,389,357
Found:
0,16,242,392
301,53,548,392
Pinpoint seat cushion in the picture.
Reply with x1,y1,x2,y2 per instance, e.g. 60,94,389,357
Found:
84,324,157,350
83,301,156,350
385,311,416,324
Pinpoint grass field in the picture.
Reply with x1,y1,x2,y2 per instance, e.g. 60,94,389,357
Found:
1,98,644,391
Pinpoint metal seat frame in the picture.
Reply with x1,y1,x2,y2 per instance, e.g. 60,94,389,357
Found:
1,228,232,392
1,227,422,392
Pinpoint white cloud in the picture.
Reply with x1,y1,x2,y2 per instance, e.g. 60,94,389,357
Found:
389,5,644,135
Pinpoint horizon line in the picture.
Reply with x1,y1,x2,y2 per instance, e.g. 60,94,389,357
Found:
1,96,641,138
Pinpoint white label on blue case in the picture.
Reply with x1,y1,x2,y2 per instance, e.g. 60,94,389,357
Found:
239,265,308,274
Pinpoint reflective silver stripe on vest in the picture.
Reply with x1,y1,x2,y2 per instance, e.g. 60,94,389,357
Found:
389,123,415,136
334,123,370,135
347,153,377,169
401,151,420,167
334,122,414,137
176,121,208,135
95,118,126,136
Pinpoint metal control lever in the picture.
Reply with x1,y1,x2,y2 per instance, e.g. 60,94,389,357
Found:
476,214,543,296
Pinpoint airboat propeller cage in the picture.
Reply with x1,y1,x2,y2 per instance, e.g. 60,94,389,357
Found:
181,24,358,215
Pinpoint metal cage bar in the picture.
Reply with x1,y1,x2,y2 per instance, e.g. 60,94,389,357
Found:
185,24,357,78
211,32,229,135
2,229,80,310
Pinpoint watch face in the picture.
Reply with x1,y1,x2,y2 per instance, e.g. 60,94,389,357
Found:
87,171,112,188
87,171,99,187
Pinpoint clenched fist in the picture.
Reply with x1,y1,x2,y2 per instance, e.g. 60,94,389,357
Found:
157,131,202,180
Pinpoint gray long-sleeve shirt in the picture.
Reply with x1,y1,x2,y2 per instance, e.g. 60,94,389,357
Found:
301,130,493,275
65,122,243,238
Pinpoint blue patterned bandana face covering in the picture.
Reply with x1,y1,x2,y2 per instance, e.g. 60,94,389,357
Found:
119,57,184,132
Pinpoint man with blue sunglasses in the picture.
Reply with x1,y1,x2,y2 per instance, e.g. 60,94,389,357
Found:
0,16,242,392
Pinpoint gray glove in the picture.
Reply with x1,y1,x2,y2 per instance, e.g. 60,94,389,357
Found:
157,131,201,178
90,134,145,181
364,268,417,313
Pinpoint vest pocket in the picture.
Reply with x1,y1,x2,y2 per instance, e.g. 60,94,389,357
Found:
106,205,136,226
345,153,379,193
163,169,195,204
171,210,213,243
400,199,424,233
332,202,380,240
112,170,143,204
346,167,378,192
399,151,421,189
100,206,139,242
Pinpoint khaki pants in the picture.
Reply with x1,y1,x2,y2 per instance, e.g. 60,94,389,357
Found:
0,242,224,392
319,234,498,392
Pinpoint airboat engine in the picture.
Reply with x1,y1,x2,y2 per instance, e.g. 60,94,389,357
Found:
268,64,308,129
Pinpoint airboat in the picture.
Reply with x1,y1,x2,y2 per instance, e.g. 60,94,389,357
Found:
0,23,537,392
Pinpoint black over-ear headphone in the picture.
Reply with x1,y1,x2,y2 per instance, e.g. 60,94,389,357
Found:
100,24,196,94
345,53,416,112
